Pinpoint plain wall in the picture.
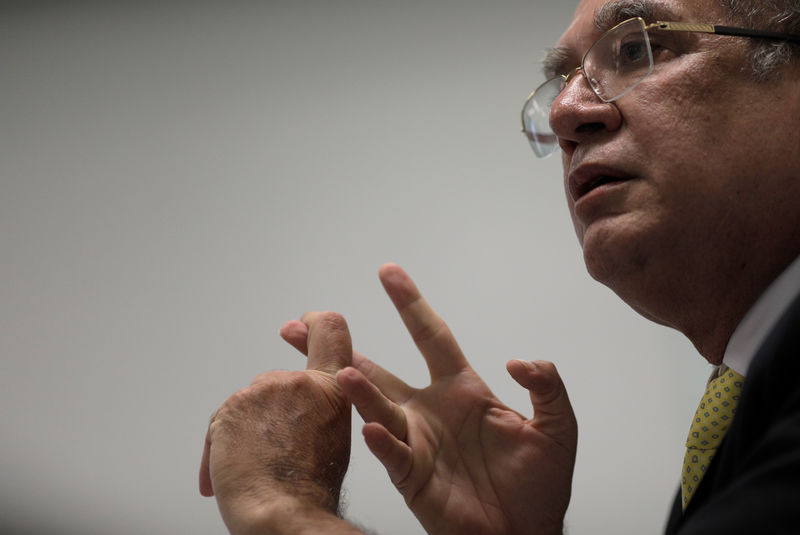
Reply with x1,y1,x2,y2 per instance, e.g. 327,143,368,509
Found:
0,2,712,533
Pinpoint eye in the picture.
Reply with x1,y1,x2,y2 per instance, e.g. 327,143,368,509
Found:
617,38,650,67
642,34,683,64
621,42,646,63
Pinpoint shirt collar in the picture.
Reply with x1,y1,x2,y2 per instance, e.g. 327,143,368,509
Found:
723,255,800,376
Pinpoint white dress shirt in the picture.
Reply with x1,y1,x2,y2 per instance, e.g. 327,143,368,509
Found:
723,254,800,376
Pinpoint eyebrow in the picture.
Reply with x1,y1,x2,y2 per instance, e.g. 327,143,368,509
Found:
595,0,656,33
541,46,572,80
541,0,675,79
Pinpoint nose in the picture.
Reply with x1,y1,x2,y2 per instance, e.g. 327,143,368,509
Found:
549,71,622,155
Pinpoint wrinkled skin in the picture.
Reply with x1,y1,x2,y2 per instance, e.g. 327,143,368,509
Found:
200,311,355,534
552,0,800,361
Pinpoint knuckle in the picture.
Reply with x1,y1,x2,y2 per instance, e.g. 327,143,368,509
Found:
212,372,312,426
284,370,315,391
414,318,449,345
249,370,310,396
250,372,273,385
222,388,255,414
245,371,277,390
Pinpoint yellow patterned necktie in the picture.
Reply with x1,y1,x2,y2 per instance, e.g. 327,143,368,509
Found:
681,366,745,510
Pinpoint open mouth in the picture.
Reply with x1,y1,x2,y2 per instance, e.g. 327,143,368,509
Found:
569,165,634,202
584,175,626,194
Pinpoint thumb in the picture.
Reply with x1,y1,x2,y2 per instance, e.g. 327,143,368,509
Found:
301,311,353,374
507,359,577,450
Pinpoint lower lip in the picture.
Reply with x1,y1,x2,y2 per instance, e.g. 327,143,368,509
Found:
573,179,632,213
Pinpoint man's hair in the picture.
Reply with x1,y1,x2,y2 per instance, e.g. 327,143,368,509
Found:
719,0,800,81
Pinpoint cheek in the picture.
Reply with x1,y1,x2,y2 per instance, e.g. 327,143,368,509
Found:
629,57,732,159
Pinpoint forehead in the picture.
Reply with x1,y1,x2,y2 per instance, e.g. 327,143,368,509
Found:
544,0,721,78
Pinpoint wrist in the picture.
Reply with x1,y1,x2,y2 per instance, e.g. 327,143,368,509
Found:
228,495,362,535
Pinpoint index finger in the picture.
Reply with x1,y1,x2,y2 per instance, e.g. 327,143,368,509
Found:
378,263,469,380
300,311,353,374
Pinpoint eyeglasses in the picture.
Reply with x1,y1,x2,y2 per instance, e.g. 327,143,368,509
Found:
522,17,800,158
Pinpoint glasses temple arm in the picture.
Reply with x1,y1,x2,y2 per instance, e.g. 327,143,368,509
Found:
714,25,800,44
649,21,800,44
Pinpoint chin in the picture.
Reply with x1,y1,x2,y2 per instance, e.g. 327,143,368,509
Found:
581,222,656,291
582,240,679,330
581,222,642,277
579,209,657,273
582,250,626,299
585,256,665,324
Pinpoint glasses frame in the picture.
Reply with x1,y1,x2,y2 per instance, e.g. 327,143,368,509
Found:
522,17,800,158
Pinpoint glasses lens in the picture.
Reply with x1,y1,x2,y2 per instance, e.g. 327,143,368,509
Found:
583,18,653,102
521,76,565,158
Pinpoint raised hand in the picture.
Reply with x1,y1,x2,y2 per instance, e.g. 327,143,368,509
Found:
200,312,364,535
282,264,578,535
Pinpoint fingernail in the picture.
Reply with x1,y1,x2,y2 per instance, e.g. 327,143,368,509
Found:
335,367,354,381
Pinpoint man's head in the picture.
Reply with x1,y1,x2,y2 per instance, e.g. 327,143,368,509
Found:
549,0,800,360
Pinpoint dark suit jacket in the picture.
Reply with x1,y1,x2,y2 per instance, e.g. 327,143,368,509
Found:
665,292,800,534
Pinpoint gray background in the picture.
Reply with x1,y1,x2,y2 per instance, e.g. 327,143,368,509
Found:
1,1,710,533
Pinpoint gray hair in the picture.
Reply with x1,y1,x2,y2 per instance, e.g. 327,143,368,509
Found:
719,0,800,81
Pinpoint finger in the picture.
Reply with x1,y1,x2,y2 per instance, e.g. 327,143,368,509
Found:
283,317,414,401
378,263,469,380
352,351,414,403
362,422,413,488
506,359,578,450
300,311,353,374
338,367,408,440
279,319,308,355
199,426,214,497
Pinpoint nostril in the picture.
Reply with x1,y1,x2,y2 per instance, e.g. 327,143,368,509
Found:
575,122,605,135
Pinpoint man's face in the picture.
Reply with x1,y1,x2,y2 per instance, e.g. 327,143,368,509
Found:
551,0,800,324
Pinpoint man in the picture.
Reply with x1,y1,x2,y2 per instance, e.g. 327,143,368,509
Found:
200,0,800,533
